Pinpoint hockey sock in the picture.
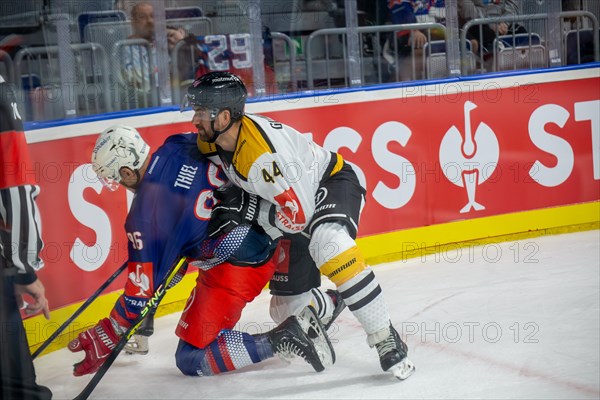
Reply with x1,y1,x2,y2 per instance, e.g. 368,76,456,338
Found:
320,246,390,335
310,288,336,323
175,330,273,376
312,223,391,337
269,289,335,325
337,267,390,335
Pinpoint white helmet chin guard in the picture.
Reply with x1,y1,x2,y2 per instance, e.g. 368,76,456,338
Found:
91,125,150,191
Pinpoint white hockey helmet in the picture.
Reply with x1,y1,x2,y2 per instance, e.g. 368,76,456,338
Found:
91,125,150,191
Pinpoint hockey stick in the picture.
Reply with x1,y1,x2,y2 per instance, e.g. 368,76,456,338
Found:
32,261,129,360
73,256,187,400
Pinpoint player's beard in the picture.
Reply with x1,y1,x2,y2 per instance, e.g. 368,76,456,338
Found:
196,130,213,143
196,125,215,143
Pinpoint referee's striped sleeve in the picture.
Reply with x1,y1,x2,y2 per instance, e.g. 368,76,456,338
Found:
0,184,44,284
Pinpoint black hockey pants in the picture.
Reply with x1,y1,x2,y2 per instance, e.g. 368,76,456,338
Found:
0,271,52,400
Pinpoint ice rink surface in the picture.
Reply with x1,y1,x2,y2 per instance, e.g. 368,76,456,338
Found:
36,230,600,399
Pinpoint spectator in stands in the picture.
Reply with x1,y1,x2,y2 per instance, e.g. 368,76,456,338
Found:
128,2,187,49
383,1,440,81
122,1,279,99
389,1,430,49
458,0,526,56
121,2,191,96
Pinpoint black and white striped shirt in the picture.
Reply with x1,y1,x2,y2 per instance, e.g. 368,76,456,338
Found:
0,186,44,284
1,74,44,284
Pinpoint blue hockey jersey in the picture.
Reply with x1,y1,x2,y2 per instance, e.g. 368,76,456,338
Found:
126,133,218,274
111,133,274,328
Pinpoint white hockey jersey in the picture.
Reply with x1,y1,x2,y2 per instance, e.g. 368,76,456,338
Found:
197,113,344,235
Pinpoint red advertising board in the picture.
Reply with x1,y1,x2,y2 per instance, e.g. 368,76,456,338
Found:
269,78,599,236
26,76,600,311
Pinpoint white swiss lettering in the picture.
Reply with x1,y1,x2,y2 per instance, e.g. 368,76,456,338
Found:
528,104,573,187
372,121,416,209
69,164,111,271
574,100,600,180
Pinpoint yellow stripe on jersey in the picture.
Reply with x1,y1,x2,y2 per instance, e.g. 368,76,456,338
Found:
330,153,344,176
232,116,275,180
196,138,218,156
320,246,367,286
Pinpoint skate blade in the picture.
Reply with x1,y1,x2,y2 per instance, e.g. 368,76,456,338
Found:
125,349,149,355
297,306,335,367
389,358,415,380
276,353,293,364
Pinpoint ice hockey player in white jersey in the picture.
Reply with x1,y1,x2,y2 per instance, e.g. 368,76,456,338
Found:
184,71,415,380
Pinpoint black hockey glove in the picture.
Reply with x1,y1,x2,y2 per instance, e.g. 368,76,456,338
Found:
207,185,259,238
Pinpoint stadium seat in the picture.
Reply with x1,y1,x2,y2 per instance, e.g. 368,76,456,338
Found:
423,40,475,79
493,33,547,71
83,21,133,56
166,7,203,19
564,29,597,65
77,10,127,42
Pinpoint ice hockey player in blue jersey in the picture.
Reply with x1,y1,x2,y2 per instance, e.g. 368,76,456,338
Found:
67,125,334,378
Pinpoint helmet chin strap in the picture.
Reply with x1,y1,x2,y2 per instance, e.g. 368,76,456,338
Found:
132,169,143,190
207,117,235,143
121,169,143,191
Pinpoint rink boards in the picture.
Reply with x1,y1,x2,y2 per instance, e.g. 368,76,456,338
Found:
21,65,600,354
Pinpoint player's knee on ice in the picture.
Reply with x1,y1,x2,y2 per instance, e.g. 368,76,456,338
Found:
270,292,314,323
175,340,206,376
175,331,273,376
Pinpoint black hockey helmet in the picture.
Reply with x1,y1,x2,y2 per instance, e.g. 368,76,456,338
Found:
186,71,248,121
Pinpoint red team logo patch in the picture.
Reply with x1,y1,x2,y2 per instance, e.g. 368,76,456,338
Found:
273,188,306,230
125,262,154,298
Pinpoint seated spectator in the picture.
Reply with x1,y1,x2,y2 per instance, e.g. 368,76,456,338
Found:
390,0,438,47
121,2,191,96
383,1,441,81
121,2,277,102
458,0,526,56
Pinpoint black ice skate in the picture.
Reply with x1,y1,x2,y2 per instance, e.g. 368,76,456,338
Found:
297,305,336,366
372,323,415,380
323,289,347,331
265,306,335,372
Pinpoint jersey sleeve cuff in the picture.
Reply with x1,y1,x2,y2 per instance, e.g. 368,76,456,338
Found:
13,270,38,285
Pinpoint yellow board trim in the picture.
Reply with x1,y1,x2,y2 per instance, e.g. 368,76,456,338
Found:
358,201,600,265
26,272,198,357
27,201,599,354
319,246,366,286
